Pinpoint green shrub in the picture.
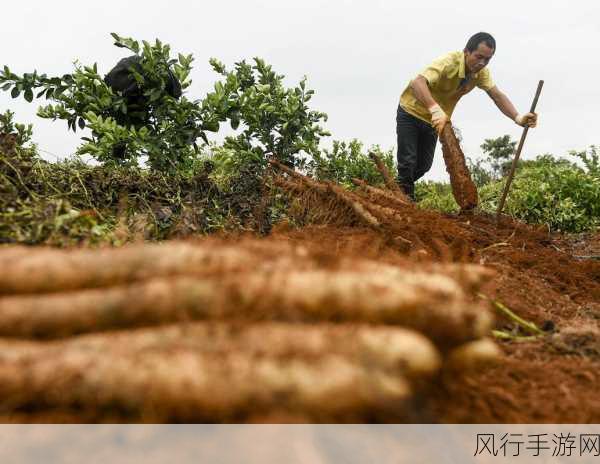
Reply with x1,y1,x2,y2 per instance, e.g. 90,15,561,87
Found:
415,181,459,213
569,145,600,178
417,153,600,233
0,110,34,147
479,155,600,232
306,140,395,188
202,58,330,168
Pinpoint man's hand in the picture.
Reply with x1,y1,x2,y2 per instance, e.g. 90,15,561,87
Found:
428,103,448,134
515,112,538,128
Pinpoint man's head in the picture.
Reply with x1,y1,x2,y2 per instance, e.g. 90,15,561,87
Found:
464,32,496,74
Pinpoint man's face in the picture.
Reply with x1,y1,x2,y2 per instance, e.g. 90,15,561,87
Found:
464,42,495,74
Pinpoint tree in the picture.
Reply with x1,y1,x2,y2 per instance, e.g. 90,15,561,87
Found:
480,135,517,178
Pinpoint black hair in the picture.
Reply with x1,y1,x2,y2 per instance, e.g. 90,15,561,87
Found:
465,32,496,52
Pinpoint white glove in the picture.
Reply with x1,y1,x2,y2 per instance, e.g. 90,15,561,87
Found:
428,103,449,134
515,112,538,128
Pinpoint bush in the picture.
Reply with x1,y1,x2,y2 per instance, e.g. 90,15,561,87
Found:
415,181,459,214
569,145,600,178
306,140,395,188
201,58,330,168
1,37,332,176
479,155,600,232
417,151,600,233
0,110,34,147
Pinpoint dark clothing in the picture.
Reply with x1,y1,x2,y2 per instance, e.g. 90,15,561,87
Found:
104,55,182,129
396,104,438,199
104,56,183,159
104,56,182,101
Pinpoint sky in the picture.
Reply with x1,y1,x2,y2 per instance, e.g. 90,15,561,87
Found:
1,1,598,181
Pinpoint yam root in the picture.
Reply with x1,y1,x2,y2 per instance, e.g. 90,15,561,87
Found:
439,124,478,210
0,269,493,346
368,152,409,201
0,242,258,294
0,348,410,421
352,178,410,208
446,338,502,371
0,322,442,379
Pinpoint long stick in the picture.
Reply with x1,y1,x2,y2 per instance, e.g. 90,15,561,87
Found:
496,80,544,219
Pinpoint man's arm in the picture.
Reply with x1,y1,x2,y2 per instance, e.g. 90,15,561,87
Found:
486,86,538,127
410,75,438,109
410,75,448,133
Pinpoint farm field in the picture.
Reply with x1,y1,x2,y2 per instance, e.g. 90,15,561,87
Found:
1,162,599,423
1,34,599,424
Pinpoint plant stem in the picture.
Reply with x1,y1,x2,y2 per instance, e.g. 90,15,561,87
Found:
478,293,546,336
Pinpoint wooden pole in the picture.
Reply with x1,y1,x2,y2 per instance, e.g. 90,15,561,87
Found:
496,80,544,220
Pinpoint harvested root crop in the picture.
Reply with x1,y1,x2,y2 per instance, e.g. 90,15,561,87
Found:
352,178,410,209
0,242,257,294
0,322,442,379
0,348,410,421
0,269,493,346
446,338,502,371
440,124,478,210
368,152,409,201
327,183,380,227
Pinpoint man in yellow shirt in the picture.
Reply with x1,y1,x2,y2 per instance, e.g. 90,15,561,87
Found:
396,32,538,199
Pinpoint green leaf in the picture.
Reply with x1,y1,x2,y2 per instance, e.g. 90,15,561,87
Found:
1,83,11,91
203,120,219,132
11,87,20,98
149,90,162,102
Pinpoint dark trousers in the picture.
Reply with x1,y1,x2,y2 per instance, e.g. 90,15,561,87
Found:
396,105,438,199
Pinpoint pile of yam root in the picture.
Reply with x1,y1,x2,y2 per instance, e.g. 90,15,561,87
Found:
0,237,499,422
0,132,492,422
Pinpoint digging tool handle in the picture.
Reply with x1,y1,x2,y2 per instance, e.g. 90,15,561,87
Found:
496,80,544,219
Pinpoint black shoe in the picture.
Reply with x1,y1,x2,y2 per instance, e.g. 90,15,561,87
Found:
398,182,415,201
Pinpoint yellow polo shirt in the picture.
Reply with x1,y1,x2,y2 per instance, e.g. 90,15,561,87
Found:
399,51,495,125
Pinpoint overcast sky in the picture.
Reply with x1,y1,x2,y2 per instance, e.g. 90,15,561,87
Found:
2,1,598,181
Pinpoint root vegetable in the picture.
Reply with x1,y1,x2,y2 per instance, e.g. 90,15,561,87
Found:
352,178,410,208
0,322,441,379
0,269,493,346
0,348,410,421
368,152,409,201
446,338,502,371
440,124,478,210
0,242,256,294
327,183,380,227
